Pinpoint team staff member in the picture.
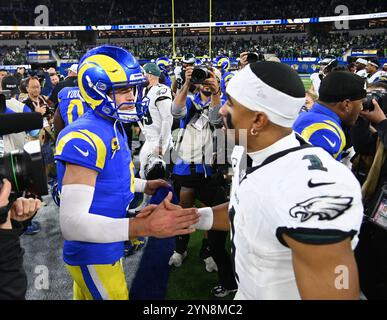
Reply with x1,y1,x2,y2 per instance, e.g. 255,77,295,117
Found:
191,62,364,299
294,72,366,160
55,45,199,300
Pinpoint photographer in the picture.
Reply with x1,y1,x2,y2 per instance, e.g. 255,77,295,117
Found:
171,65,238,297
172,54,196,96
0,179,42,299
1,76,40,152
23,76,55,200
23,76,48,115
350,82,387,299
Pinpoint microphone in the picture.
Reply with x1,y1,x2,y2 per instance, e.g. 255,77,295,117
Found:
0,112,43,135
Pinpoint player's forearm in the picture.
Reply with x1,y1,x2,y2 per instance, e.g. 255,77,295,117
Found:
172,84,189,112
60,184,130,243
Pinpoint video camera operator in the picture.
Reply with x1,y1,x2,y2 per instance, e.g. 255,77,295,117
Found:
350,81,387,299
0,179,42,299
0,111,45,299
171,64,238,297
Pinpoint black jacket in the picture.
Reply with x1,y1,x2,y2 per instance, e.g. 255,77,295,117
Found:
351,117,387,212
0,220,27,300
48,76,78,107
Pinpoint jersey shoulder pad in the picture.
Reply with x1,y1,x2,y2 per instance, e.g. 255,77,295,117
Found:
55,121,108,172
155,84,172,98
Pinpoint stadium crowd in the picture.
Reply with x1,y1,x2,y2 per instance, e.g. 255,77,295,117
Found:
1,31,384,65
0,0,386,25
1,42,387,300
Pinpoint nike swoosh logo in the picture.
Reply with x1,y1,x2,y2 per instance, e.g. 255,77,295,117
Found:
308,179,336,188
73,145,89,157
322,135,337,148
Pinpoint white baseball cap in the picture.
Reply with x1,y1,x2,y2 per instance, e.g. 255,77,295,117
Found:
66,64,78,74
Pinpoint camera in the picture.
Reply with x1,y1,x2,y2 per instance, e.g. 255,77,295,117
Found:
247,52,259,64
0,140,48,195
362,89,387,112
191,67,210,84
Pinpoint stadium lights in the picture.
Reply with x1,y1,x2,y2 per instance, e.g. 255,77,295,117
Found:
0,12,385,32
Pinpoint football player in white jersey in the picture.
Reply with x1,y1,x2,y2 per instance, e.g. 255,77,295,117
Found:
191,61,364,300
140,63,173,179
366,60,386,84
355,58,368,78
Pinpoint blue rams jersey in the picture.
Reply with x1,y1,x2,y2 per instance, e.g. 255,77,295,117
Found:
173,93,226,176
162,70,172,88
293,103,346,160
55,111,135,265
58,87,90,127
221,71,233,96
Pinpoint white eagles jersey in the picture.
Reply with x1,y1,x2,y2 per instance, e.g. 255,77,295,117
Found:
310,72,322,96
229,134,363,300
367,70,387,84
142,83,173,142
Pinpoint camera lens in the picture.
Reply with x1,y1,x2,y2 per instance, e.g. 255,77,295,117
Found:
0,152,28,193
0,141,48,196
191,67,209,84
247,52,259,64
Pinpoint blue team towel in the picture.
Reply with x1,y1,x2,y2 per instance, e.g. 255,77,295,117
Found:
130,185,178,300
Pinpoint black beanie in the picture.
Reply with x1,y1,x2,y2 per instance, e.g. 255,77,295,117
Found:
319,71,366,103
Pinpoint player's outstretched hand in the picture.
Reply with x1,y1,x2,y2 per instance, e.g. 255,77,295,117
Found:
142,192,200,238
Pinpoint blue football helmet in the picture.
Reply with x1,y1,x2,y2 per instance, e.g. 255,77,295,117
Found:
155,57,171,72
78,45,149,123
214,56,230,72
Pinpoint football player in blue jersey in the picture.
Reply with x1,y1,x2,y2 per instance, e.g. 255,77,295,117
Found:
213,56,234,96
55,45,199,300
53,86,91,135
156,57,172,88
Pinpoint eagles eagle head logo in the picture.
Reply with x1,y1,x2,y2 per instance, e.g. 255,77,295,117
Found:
289,196,353,222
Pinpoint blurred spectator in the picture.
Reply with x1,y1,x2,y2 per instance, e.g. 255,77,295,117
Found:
48,64,78,107
0,69,8,90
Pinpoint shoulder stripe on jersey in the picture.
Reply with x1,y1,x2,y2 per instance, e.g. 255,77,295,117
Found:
56,131,95,156
79,129,107,169
300,121,346,158
56,130,106,170
324,120,346,159
67,99,85,124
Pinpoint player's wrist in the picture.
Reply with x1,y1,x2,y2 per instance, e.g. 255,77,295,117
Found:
193,207,214,230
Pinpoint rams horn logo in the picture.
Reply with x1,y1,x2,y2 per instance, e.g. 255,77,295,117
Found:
289,196,353,222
